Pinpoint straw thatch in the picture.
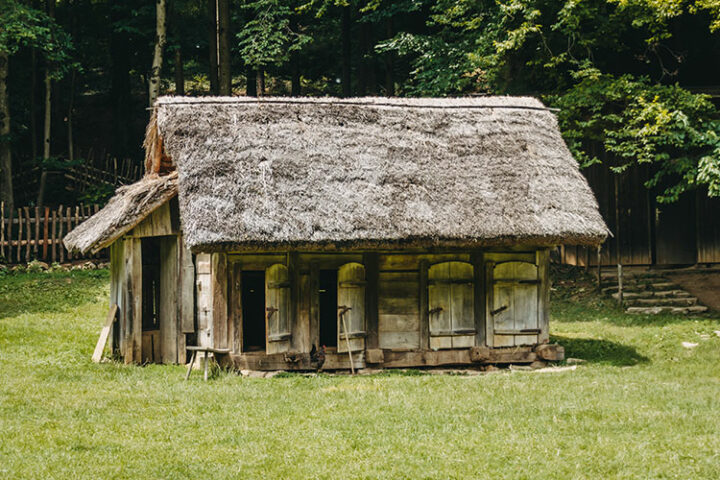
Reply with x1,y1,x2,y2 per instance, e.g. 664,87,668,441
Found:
149,96,608,251
63,172,178,254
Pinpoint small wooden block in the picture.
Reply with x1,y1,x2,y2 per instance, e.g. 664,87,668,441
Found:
365,348,384,364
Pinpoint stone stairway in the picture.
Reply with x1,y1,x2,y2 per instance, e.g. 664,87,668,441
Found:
601,270,709,315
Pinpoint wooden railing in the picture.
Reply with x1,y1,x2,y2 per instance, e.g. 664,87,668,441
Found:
0,202,106,264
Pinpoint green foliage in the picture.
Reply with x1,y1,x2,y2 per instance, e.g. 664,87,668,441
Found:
236,0,311,70
77,183,115,205
551,71,720,202
0,1,73,78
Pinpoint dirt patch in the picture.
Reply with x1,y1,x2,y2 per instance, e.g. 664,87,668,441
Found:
666,272,720,312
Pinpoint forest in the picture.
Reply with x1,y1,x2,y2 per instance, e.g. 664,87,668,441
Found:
2,0,720,212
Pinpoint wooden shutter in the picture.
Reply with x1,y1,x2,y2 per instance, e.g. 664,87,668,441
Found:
337,263,366,353
428,261,475,350
265,264,291,354
488,261,539,347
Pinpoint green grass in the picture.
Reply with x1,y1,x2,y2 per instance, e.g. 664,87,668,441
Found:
1,269,719,479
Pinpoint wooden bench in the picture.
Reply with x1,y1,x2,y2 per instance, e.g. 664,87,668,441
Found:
185,346,231,381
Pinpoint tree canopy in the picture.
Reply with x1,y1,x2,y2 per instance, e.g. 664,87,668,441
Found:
0,0,719,207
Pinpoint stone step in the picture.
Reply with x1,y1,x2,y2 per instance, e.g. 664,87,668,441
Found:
625,297,698,307
626,305,708,315
602,282,678,294
611,290,691,300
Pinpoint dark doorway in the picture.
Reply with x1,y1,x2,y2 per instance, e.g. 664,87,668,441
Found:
242,271,266,352
141,238,161,332
319,270,338,347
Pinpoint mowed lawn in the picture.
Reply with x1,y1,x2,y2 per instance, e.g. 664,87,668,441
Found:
1,270,719,479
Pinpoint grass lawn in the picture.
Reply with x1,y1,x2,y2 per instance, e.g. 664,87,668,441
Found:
1,268,719,479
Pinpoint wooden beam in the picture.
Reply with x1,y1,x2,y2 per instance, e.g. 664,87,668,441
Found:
212,253,228,350
363,252,379,350
418,259,429,350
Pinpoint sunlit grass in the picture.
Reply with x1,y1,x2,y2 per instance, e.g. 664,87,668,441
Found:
1,269,719,479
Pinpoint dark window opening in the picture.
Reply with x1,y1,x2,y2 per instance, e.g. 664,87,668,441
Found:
319,270,338,348
141,238,161,332
242,271,266,352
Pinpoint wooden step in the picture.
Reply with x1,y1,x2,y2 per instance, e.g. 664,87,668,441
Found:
626,305,708,315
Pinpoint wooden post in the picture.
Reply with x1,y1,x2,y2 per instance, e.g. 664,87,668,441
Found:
419,259,429,350
34,206,40,258
16,207,22,263
24,206,30,263
363,252,379,350
43,207,49,260
66,207,72,261
617,263,623,308
51,209,57,263
596,245,602,292
58,205,64,263
0,201,4,261
6,206,12,262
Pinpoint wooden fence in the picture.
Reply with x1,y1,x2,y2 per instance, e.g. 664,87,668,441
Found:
0,202,105,264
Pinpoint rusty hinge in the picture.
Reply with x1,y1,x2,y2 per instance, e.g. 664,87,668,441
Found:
490,305,508,316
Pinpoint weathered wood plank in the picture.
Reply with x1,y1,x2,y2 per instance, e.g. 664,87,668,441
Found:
195,253,213,348
266,263,291,354
212,253,228,350
159,236,179,363
378,253,471,271
378,331,420,350
309,263,319,348
179,239,195,333
537,249,550,344
229,261,243,353
92,304,119,363
419,259,429,350
363,252,379,350
337,262,366,353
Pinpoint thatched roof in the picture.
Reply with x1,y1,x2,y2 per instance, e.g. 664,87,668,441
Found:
152,96,608,251
63,172,178,254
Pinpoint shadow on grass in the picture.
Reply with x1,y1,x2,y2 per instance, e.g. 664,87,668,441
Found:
0,270,109,319
552,335,649,366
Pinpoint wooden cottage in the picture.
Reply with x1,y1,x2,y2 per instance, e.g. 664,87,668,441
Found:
64,97,608,370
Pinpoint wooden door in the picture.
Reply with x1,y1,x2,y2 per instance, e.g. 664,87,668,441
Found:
337,263,366,353
265,264,291,354
428,262,475,350
487,261,539,347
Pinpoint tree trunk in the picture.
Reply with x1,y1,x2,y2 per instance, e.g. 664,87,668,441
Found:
384,17,394,96
208,0,219,94
37,69,50,208
257,69,265,96
341,6,352,97
175,49,184,95
246,65,257,96
67,69,75,163
0,51,13,215
217,0,231,95
38,0,56,209
110,1,131,158
30,49,37,163
148,0,167,107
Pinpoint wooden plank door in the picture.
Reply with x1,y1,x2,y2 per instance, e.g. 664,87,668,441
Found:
428,262,475,350
266,264,291,354
487,261,539,347
337,263,366,353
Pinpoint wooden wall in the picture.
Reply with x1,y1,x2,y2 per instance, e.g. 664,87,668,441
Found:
108,198,192,364
564,164,720,266
212,249,550,358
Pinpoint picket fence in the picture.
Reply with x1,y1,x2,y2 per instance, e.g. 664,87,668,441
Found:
0,202,106,264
